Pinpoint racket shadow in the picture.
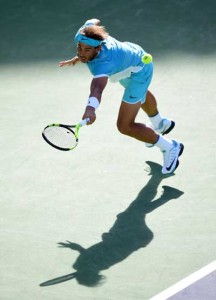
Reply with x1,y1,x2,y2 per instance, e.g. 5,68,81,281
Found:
40,161,184,287
40,272,76,287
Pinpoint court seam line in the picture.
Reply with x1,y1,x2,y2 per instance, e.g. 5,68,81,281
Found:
149,260,216,300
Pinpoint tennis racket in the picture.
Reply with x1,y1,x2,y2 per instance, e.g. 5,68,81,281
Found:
42,118,89,151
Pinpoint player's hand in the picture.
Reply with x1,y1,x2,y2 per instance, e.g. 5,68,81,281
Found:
59,56,80,67
82,106,96,125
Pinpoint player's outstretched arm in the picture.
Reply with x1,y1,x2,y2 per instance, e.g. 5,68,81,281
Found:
82,76,108,125
59,56,80,67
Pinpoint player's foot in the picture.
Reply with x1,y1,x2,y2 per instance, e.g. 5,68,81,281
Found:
162,140,184,174
145,119,175,147
156,118,175,135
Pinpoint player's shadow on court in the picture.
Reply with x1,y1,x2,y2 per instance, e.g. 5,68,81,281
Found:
40,161,184,288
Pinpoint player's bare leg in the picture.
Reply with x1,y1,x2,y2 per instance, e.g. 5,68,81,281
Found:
117,101,158,144
141,90,158,117
117,100,184,174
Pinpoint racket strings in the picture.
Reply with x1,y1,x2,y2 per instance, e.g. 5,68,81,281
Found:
43,126,77,149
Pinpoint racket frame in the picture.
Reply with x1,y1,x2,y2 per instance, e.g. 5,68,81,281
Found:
42,119,88,151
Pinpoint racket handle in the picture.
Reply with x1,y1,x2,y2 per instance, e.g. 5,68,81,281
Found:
79,118,90,126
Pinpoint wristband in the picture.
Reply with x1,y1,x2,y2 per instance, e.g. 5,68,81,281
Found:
87,97,100,110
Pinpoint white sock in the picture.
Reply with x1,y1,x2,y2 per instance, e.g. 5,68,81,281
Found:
155,135,173,152
149,113,163,129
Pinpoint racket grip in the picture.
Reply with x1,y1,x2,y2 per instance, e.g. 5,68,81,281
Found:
79,118,90,126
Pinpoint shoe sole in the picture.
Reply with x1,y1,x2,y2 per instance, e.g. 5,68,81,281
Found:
162,143,184,174
179,143,184,157
162,120,175,135
173,143,184,172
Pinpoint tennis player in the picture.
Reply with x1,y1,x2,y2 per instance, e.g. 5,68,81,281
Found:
59,18,184,174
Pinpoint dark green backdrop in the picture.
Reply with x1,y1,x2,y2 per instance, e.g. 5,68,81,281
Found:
0,0,215,63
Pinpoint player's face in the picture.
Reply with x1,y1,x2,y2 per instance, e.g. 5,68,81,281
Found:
77,42,100,63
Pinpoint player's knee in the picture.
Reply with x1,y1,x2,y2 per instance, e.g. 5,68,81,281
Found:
117,121,132,136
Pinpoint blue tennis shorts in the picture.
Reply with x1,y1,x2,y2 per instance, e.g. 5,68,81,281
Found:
119,63,153,104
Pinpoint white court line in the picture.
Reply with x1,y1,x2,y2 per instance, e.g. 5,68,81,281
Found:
149,260,216,300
